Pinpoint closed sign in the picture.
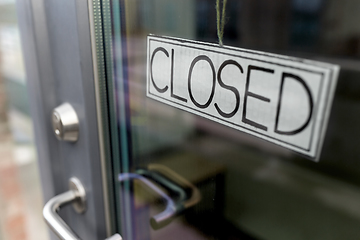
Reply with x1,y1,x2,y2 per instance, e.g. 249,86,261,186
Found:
146,35,339,160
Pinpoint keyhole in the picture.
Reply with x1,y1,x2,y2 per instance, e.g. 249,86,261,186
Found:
55,129,60,136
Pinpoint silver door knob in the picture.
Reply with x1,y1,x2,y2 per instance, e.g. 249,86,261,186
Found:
52,103,79,142
43,177,122,240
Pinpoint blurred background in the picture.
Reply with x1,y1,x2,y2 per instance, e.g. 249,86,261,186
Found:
0,0,48,239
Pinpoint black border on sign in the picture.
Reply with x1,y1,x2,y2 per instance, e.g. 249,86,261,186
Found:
147,35,333,154
152,34,335,70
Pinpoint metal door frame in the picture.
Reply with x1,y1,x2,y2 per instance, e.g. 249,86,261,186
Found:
16,0,114,239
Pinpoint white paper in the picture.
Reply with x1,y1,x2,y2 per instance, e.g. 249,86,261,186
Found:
146,35,339,160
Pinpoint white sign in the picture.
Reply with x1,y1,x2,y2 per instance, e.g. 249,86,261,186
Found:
146,35,339,160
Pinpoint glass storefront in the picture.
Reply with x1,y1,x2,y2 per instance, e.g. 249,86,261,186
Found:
106,1,360,240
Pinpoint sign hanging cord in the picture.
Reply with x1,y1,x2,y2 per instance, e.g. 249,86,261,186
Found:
216,0,228,46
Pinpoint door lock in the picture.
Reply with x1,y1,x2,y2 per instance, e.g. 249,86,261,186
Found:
52,103,79,142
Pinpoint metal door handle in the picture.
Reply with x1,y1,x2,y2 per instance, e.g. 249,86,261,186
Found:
118,173,177,229
118,164,201,230
43,177,123,240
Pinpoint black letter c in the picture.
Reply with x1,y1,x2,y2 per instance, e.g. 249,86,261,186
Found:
150,47,169,93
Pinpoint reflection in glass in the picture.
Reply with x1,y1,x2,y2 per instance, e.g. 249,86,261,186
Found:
109,1,360,239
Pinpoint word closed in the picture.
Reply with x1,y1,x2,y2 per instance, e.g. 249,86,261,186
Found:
146,35,339,159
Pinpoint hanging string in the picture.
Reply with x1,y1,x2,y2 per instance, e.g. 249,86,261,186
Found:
216,0,227,46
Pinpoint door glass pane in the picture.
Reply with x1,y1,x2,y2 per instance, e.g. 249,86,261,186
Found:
107,1,360,239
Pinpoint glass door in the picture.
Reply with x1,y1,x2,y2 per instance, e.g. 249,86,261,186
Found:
103,1,360,240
